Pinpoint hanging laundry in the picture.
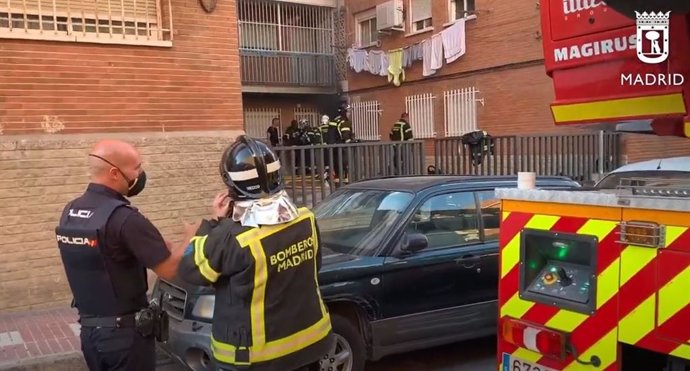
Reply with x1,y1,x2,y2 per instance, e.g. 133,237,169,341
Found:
430,33,444,71
379,52,389,77
411,42,424,61
402,46,412,68
347,48,370,73
368,50,385,75
441,19,466,64
387,48,405,86
422,39,436,77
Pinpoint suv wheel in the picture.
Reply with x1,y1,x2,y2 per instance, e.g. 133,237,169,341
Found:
320,314,366,371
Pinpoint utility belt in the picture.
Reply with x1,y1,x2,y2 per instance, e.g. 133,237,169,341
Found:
78,300,169,342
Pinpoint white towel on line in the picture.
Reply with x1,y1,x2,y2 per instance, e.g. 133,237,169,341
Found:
441,19,466,63
430,34,444,71
379,52,389,77
368,50,384,75
422,39,436,77
347,48,370,73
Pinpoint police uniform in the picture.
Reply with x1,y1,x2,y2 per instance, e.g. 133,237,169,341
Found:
177,135,333,371
56,183,171,371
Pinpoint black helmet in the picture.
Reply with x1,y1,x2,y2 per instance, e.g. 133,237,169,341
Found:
219,135,284,200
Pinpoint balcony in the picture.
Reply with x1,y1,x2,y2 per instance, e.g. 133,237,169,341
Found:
238,0,337,94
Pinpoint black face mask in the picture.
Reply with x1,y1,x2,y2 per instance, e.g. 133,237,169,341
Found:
89,154,147,197
124,171,147,197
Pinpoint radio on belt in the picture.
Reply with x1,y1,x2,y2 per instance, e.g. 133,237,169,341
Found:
518,228,598,314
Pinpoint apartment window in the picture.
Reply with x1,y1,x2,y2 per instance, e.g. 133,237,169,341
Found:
351,100,381,141
409,0,432,33
405,93,436,139
244,107,282,142
355,9,378,48
443,87,479,137
449,0,476,21
0,0,172,46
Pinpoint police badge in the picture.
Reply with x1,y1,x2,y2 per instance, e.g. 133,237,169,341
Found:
635,11,671,64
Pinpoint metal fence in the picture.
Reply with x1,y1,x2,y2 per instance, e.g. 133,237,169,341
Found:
434,131,622,182
240,50,336,88
273,141,425,207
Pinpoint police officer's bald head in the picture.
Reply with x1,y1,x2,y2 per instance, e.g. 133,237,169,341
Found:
88,139,144,196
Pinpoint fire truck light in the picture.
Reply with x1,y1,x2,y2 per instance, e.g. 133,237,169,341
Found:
501,317,568,360
619,222,662,247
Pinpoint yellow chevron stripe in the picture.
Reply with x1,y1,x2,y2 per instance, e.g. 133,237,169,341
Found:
658,264,690,325
670,344,690,361
500,292,534,318
502,211,511,222
512,347,542,363
545,220,617,332
501,215,560,278
665,226,687,247
619,245,656,286
619,294,656,344
564,328,618,370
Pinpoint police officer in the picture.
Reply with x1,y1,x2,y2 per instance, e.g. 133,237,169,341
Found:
177,135,334,371
55,139,193,371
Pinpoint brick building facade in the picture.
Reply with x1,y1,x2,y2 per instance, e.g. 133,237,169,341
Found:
0,0,244,311
342,0,689,162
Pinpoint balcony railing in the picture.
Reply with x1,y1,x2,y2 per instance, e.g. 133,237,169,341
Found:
240,50,336,90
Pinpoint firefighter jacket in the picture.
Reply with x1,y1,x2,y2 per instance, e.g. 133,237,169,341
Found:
177,208,333,371
389,120,413,141
323,119,341,144
307,126,323,145
55,189,148,317
333,115,353,143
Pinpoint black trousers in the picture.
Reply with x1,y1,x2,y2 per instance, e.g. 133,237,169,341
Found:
80,326,155,371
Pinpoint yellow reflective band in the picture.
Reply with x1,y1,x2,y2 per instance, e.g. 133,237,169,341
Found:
341,127,351,131
577,219,617,241
500,293,534,318
665,226,687,247
512,347,542,363
564,328,618,370
192,235,220,283
308,215,329,318
544,310,587,333
596,257,620,309
657,264,690,325
210,315,332,364
551,93,686,123
247,240,268,346
619,245,656,286
619,294,656,345
502,211,510,222
670,343,690,361
501,215,560,278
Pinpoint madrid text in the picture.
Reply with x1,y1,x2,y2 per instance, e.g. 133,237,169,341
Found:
621,73,685,86
269,237,316,272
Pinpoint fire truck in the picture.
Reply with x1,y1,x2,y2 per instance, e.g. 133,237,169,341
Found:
497,1,690,370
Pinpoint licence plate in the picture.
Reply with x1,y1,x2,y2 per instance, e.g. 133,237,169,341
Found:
502,353,557,371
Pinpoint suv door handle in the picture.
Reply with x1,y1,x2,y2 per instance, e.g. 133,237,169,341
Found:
455,255,480,268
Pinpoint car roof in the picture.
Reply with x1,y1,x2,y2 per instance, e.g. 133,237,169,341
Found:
343,175,578,193
608,156,690,174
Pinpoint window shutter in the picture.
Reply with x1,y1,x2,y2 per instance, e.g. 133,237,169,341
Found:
411,0,431,22
16,0,158,20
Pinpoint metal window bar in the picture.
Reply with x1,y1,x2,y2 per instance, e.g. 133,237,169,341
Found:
244,107,281,140
0,0,171,44
351,100,381,141
405,93,436,139
444,87,478,137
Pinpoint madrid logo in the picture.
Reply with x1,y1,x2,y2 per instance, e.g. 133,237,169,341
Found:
635,11,671,64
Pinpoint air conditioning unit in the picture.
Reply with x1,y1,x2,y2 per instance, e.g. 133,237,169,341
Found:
376,0,404,31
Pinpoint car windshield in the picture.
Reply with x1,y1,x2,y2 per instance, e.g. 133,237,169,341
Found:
595,170,690,189
312,189,415,256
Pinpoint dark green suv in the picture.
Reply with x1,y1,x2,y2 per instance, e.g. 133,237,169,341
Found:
153,175,579,371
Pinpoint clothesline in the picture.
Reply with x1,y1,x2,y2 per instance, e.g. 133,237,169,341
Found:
346,19,467,86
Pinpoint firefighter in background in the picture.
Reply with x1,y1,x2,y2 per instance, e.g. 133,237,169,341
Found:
460,130,495,166
332,104,353,143
177,135,334,371
327,105,353,182
389,112,413,175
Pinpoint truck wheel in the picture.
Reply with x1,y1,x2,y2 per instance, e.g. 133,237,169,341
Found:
321,314,366,371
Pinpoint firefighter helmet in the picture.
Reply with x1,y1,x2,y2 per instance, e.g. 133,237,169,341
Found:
219,135,284,200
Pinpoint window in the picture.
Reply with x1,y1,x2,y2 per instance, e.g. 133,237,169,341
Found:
449,0,476,22
410,0,432,32
405,93,436,139
355,9,378,48
443,86,479,137
313,189,415,256
351,100,381,141
406,192,480,250
476,190,500,241
0,0,172,46
244,107,281,141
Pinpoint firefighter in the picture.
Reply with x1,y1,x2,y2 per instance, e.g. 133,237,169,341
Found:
55,139,192,371
177,135,334,371
389,113,414,175
332,104,353,144
460,130,495,165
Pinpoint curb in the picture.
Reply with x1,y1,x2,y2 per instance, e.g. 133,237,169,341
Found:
0,352,86,371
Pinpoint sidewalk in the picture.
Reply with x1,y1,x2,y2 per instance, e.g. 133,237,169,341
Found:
0,307,85,371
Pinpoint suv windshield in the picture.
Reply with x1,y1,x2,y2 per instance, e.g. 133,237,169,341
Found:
312,189,414,256
595,171,690,189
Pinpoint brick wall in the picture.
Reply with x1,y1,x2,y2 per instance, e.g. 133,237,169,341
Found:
0,131,242,312
0,0,243,135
